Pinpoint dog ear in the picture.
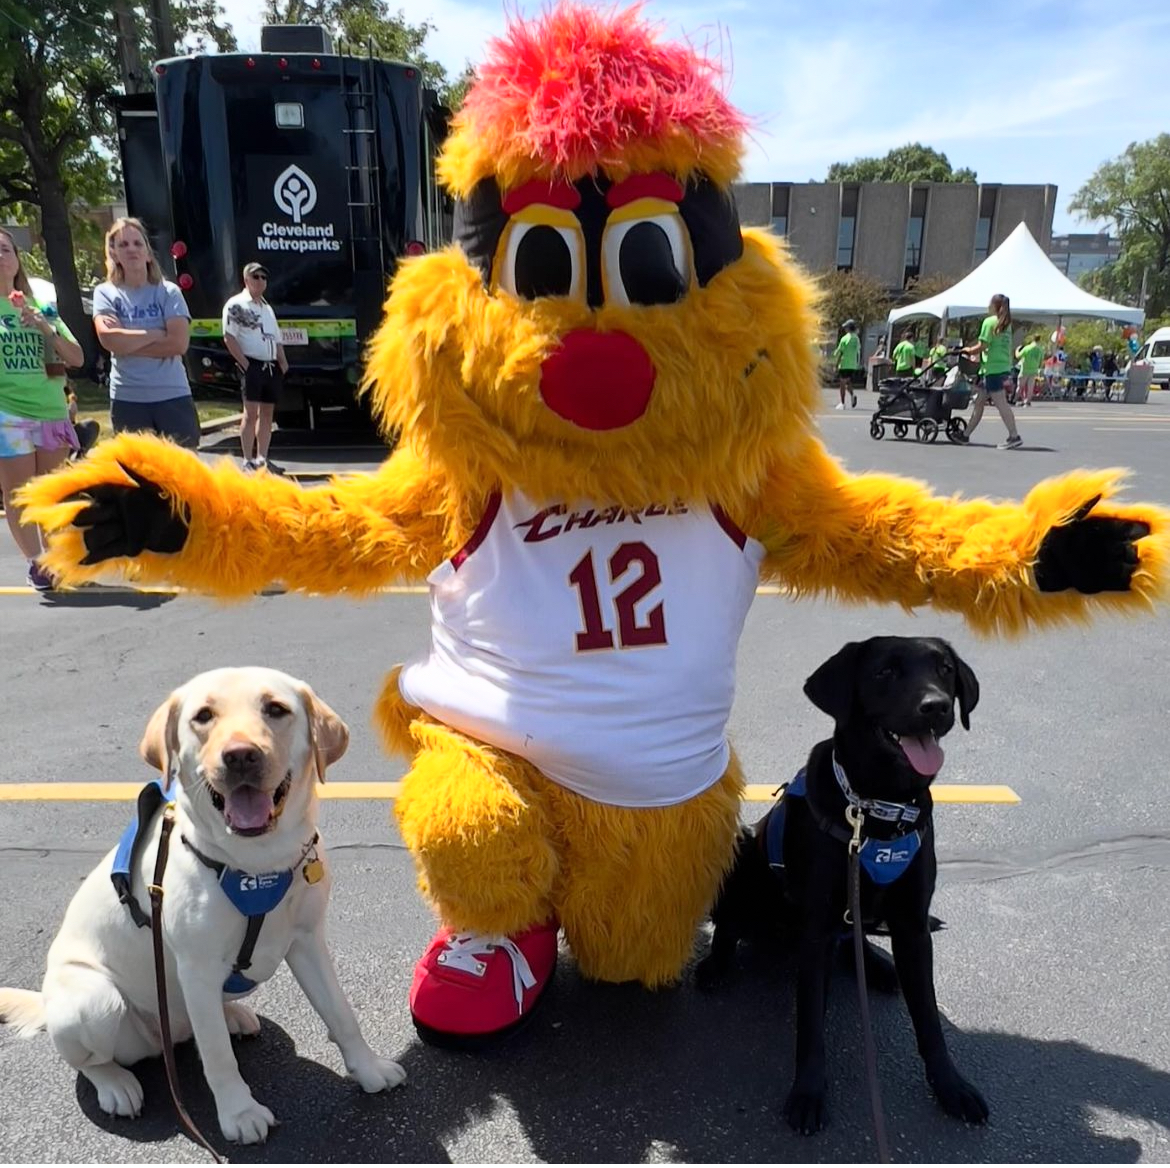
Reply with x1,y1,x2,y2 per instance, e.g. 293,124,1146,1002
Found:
299,686,349,782
947,643,980,730
803,642,863,722
140,693,182,776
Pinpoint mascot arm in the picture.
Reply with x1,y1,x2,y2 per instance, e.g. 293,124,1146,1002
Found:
755,438,1169,636
17,432,452,597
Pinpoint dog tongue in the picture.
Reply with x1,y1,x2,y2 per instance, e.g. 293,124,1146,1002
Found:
900,734,944,776
224,786,273,831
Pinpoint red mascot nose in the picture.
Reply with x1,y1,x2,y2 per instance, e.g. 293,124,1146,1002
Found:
539,330,656,431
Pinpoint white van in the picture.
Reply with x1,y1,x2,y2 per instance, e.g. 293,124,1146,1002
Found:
1133,327,1170,390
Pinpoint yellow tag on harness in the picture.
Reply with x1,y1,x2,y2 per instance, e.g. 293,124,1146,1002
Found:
303,858,324,885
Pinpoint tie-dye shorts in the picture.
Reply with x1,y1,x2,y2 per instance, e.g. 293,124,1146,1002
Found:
0,409,79,458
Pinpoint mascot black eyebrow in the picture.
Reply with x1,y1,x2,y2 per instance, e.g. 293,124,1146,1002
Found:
20,2,1167,1046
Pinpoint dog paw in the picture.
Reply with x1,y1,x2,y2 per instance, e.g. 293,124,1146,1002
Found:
91,1064,144,1118
694,954,729,993
783,1081,829,1135
347,1054,407,1093
224,1001,261,1037
928,1065,990,1124
218,1095,277,1144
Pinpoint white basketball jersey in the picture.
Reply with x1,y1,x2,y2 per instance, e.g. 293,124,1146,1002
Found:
399,490,764,807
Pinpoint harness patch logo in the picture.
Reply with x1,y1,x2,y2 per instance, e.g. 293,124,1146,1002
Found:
871,846,912,865
239,873,282,893
273,165,317,224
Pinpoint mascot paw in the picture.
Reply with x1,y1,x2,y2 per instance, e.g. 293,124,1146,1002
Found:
409,923,558,1047
68,463,190,564
1034,495,1150,594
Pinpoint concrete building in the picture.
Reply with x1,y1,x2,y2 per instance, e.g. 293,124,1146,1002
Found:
732,181,1058,292
1048,232,1121,280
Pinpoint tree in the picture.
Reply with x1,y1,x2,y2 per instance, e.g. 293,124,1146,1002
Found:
1070,135,1170,318
827,143,977,185
0,0,235,369
264,0,472,107
816,268,891,337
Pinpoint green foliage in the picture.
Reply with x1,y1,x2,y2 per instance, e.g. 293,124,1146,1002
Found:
1062,319,1127,366
816,268,891,337
827,143,977,184
1070,134,1170,317
265,0,472,107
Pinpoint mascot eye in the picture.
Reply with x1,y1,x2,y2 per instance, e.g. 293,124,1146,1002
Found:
497,222,585,301
602,214,692,308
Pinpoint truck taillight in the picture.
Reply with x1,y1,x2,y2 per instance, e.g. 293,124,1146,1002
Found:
155,64,166,76
278,57,289,69
246,57,256,68
312,58,322,69
405,241,425,257
170,240,188,259
178,273,194,290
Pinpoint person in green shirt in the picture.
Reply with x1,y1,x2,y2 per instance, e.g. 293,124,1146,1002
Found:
832,319,860,409
892,329,917,375
0,227,85,589
953,292,1021,448
926,337,950,384
1014,333,1045,407
914,334,928,363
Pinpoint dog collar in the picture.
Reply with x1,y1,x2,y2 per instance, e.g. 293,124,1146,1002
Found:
832,753,921,829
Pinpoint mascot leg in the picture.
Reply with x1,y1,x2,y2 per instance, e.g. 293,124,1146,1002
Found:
551,753,745,988
391,712,560,1045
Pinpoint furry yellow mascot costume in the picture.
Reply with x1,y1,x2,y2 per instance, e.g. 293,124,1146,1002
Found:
19,3,1169,1044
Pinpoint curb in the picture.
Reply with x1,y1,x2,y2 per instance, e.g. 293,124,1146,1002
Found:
199,411,243,435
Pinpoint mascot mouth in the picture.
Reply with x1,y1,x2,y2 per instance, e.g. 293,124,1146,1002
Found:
540,329,656,431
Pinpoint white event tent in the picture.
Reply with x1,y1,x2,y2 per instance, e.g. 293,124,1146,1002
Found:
888,222,1144,327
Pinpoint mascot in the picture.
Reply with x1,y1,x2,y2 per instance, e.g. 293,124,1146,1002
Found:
19,3,1168,1045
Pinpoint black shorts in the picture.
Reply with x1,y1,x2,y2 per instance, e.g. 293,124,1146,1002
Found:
242,361,283,405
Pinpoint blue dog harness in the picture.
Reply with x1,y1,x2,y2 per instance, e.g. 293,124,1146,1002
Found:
764,763,923,886
110,777,319,993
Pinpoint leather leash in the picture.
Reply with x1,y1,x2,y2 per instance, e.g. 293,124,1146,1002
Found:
845,803,892,1165
149,806,228,1164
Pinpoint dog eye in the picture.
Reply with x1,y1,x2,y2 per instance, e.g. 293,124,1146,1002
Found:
264,701,292,719
938,658,954,675
191,706,214,725
876,666,898,681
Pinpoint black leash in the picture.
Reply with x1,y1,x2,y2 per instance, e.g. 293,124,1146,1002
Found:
845,803,892,1165
149,806,228,1164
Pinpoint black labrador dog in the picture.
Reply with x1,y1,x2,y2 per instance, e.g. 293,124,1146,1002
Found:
698,636,989,1133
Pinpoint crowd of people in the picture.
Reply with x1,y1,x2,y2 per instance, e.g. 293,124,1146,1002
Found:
0,215,297,589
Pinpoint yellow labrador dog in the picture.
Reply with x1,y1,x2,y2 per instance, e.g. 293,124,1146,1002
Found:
0,667,405,1144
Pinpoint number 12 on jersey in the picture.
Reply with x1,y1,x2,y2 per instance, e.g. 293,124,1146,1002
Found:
568,542,667,651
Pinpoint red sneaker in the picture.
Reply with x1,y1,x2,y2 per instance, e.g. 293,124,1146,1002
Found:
410,921,558,1046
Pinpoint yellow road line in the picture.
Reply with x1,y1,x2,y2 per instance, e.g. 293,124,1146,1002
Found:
3,584,789,597
0,780,1019,804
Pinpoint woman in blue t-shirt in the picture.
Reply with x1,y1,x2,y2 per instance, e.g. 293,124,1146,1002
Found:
92,218,200,448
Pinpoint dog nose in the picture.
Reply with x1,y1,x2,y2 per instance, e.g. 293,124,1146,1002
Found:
918,695,951,718
222,743,263,772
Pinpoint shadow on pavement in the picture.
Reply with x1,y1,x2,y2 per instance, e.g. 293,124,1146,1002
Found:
75,956,1170,1164
40,589,175,611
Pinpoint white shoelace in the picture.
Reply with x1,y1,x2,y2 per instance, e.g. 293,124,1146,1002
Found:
437,933,538,1013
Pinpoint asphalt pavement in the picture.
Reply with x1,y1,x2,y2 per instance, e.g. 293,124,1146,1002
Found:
1,390,1169,1163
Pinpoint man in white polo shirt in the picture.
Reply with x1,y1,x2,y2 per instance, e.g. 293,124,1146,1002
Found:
222,262,289,473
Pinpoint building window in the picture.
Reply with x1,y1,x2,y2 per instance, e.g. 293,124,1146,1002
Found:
837,186,858,270
903,187,928,286
974,186,997,262
770,183,790,236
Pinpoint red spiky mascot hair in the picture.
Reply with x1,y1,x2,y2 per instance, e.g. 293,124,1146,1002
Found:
439,3,748,194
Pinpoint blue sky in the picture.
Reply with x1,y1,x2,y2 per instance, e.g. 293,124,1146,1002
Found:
220,0,1169,235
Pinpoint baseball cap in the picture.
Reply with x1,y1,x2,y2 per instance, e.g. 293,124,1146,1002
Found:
243,262,269,278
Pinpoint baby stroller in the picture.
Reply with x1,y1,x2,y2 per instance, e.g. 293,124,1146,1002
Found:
869,351,976,444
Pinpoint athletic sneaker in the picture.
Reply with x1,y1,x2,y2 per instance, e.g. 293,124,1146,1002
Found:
1000,435,1023,449
851,392,858,408
26,560,56,592
242,458,264,472
834,402,845,410
263,458,287,476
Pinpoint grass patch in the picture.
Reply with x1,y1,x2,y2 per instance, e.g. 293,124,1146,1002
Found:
71,378,240,434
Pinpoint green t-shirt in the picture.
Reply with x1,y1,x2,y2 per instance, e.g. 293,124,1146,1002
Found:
1016,341,1045,376
892,340,917,372
0,296,74,420
930,342,948,370
833,332,861,371
978,315,1013,376
914,338,928,359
